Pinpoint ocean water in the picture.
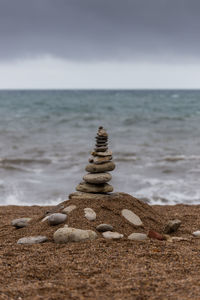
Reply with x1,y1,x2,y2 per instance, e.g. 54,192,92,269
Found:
0,90,200,206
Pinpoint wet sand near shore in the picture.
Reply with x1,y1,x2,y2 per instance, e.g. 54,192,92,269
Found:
0,203,200,300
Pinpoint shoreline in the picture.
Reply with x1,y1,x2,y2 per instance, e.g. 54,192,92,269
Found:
0,202,200,299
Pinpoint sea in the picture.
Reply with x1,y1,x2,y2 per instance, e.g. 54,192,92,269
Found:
0,90,200,206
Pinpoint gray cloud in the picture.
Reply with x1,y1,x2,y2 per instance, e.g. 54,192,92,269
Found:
0,0,200,62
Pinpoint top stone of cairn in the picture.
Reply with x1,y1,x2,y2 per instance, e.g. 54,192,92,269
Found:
76,126,115,194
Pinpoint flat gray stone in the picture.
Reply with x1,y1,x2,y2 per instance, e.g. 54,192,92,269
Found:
91,150,112,157
164,219,182,234
128,233,147,241
84,208,96,221
192,230,200,237
122,209,143,226
11,218,32,228
62,205,77,214
48,213,67,226
69,192,119,201
85,161,115,173
17,236,48,244
102,231,124,239
96,224,113,232
83,173,112,184
53,227,97,243
76,182,113,193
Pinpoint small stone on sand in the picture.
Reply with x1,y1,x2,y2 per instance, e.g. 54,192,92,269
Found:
102,231,124,239
121,209,143,226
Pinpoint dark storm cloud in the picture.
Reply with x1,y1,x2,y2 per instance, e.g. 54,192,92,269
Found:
0,0,200,61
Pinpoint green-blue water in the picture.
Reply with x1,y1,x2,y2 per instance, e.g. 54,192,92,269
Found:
1,90,200,205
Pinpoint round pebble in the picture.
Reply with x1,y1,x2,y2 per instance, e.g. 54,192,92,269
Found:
48,213,67,226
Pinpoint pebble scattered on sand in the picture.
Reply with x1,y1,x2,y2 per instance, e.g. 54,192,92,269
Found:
17,236,48,244
62,205,77,214
96,224,113,232
48,213,67,226
84,208,96,221
121,209,143,226
164,219,182,234
192,230,200,237
128,233,148,241
102,231,124,239
11,218,32,228
53,227,97,243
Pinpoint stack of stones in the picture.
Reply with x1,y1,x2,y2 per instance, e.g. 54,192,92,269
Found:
76,127,115,194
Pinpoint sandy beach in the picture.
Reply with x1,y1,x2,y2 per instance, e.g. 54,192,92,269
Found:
0,195,200,300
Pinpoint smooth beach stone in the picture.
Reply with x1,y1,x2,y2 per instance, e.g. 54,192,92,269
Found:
85,161,115,173
53,227,97,243
69,192,120,201
89,156,112,165
11,218,32,228
62,205,77,214
96,141,108,146
17,236,48,244
48,213,67,226
91,150,112,157
102,231,124,239
128,233,147,241
76,182,113,193
164,219,182,234
121,209,143,226
83,172,112,184
192,230,200,237
96,224,113,232
94,146,108,152
84,207,96,221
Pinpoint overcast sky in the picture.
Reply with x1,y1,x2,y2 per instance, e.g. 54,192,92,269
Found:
0,0,200,89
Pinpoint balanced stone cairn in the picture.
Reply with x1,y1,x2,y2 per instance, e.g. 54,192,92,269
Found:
76,127,115,193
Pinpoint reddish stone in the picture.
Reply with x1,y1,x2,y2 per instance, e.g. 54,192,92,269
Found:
148,230,165,241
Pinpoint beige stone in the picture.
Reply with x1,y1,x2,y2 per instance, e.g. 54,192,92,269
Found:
92,155,112,164
85,161,115,173
53,227,97,243
83,172,111,184
122,209,143,226
76,182,113,193
91,149,112,157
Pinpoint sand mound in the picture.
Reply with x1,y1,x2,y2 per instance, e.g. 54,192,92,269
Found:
4,193,166,243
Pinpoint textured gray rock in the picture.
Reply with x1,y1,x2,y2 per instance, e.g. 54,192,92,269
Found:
85,161,115,173
128,233,147,241
48,213,67,226
53,227,97,243
164,219,182,234
121,209,143,226
192,230,200,237
96,224,113,232
17,236,48,244
62,205,77,214
11,218,32,228
102,231,124,239
76,182,113,193
84,208,96,221
83,172,111,184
